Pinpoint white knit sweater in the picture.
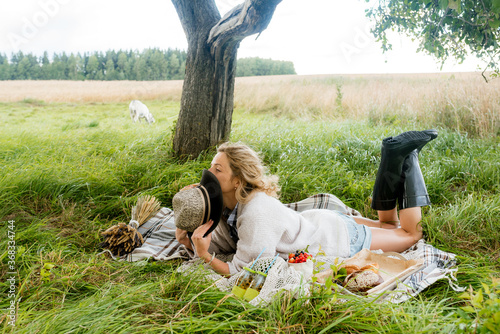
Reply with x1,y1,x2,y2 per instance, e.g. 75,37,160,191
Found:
209,192,350,275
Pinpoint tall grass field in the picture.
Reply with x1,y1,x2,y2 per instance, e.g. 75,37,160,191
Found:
1,73,499,333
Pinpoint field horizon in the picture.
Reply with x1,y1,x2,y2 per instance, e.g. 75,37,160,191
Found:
1,71,498,138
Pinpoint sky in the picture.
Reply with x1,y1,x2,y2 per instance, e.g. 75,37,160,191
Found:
0,0,484,75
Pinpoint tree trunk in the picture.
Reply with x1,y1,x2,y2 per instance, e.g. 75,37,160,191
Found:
172,14,238,157
172,0,282,158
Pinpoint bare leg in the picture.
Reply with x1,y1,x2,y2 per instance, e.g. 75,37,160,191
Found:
378,209,399,224
369,207,423,253
398,206,422,236
353,208,399,230
353,216,398,229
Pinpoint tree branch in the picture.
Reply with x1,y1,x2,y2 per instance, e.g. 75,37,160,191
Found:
171,0,220,42
207,0,282,57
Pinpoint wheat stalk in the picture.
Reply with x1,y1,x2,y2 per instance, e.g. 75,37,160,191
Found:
132,195,162,226
101,195,162,256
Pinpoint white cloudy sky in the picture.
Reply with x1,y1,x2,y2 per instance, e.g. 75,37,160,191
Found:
0,0,484,75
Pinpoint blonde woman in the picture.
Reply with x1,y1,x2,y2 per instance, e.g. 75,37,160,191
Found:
176,130,437,276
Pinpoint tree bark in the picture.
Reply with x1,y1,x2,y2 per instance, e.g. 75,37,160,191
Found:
171,0,282,158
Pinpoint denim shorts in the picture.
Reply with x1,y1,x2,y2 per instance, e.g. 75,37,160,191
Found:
337,212,372,256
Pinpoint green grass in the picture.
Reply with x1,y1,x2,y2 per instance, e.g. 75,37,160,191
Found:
1,99,499,333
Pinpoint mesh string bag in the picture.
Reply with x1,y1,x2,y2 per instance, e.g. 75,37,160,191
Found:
177,253,351,306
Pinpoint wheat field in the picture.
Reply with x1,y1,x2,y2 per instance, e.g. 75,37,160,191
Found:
1,72,498,136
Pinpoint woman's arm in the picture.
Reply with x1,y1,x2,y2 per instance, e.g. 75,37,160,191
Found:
191,220,230,276
198,251,230,276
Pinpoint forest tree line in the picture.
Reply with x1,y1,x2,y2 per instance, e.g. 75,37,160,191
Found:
0,49,295,80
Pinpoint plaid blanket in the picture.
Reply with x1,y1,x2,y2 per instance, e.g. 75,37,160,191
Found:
105,193,463,302
99,207,193,262
283,193,362,217
387,239,465,303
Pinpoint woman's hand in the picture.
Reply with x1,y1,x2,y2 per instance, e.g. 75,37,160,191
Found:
175,228,192,251
191,220,231,276
191,219,214,260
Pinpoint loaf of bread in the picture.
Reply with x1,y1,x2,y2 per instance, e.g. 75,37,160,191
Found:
341,264,360,275
343,269,384,292
341,262,379,275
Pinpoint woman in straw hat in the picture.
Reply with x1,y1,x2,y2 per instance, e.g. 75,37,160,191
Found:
175,130,437,276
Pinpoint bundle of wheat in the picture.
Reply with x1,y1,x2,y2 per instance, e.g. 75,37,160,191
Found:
101,195,162,256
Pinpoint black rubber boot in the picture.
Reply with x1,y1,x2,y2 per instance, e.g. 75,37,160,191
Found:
371,130,438,211
398,150,431,209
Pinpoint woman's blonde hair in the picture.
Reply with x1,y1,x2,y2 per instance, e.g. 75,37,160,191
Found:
217,142,280,204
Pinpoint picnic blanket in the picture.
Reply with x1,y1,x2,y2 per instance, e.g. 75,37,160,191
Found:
102,193,464,304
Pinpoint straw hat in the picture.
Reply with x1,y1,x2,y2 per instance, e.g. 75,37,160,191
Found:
173,169,223,237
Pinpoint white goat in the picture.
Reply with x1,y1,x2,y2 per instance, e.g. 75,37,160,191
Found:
129,100,155,124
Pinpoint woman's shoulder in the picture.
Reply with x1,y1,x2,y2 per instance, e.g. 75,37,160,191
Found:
237,191,293,230
247,191,281,206
239,191,283,213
